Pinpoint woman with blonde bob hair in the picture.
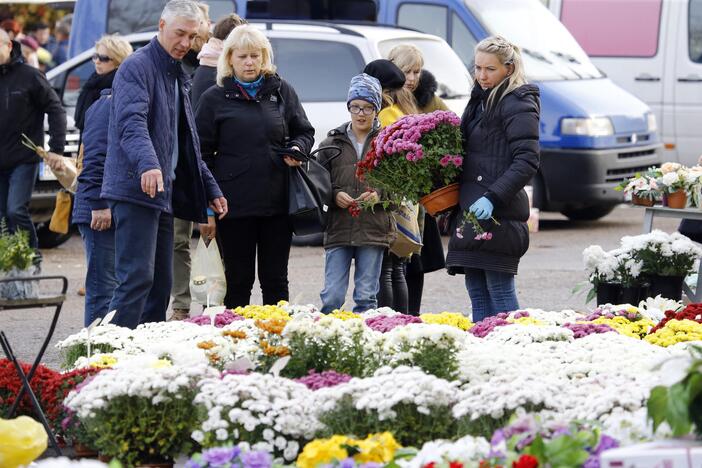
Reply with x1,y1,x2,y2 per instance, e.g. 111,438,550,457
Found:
74,34,133,133
195,24,315,308
446,35,540,322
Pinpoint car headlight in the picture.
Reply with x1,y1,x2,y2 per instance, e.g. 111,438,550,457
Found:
646,112,657,132
561,117,614,136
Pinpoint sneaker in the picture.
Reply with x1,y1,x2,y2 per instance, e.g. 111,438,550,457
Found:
168,308,190,321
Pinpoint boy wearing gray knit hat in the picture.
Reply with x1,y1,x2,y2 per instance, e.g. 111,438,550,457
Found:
316,73,394,314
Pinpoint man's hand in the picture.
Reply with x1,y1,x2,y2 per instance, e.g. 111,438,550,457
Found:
199,216,216,242
357,190,379,205
46,152,65,171
141,169,164,198
335,191,354,209
90,208,112,231
209,197,228,219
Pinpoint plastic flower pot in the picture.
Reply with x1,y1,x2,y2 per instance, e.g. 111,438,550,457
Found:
419,183,460,216
632,194,655,207
596,282,622,306
665,190,688,209
648,275,684,301
620,284,649,305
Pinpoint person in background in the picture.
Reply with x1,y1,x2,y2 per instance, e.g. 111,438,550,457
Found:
362,59,416,314
181,2,210,76
0,19,20,41
195,24,314,308
26,22,51,47
48,15,71,67
191,13,246,107
0,29,66,256
446,35,540,322
318,73,394,314
19,36,40,69
71,35,133,326
168,3,212,321
101,0,227,329
388,44,447,315
74,35,133,139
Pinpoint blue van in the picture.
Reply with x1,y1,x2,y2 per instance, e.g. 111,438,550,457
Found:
69,0,662,220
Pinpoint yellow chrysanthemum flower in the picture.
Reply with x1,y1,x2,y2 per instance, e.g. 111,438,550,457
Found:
90,354,117,369
232,304,291,321
590,316,655,339
644,319,702,347
420,312,473,330
297,433,401,468
297,435,350,468
149,358,172,369
353,432,402,464
330,310,362,321
508,316,546,327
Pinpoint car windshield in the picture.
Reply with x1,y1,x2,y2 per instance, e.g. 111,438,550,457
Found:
465,0,603,81
378,38,472,98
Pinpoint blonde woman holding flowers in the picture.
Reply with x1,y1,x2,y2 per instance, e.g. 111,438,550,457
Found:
446,36,540,322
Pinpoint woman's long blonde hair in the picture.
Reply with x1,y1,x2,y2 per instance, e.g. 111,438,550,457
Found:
475,35,527,111
382,87,418,114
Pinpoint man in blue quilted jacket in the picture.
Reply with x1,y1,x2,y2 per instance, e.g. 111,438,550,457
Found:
101,0,227,329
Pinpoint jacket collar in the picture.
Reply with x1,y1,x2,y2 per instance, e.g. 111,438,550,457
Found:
0,40,23,75
148,36,184,78
223,73,281,100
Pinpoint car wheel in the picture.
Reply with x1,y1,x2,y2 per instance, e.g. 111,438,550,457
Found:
561,205,616,221
36,224,73,248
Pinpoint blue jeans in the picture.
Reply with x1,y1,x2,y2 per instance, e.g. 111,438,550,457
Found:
320,246,384,313
0,163,39,248
464,268,519,322
78,223,117,327
108,201,174,329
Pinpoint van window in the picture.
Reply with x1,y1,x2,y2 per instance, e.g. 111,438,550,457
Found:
269,38,365,102
560,0,661,57
467,0,603,81
379,38,471,98
247,0,375,20
451,13,477,67
107,1,235,34
397,4,448,40
691,0,702,63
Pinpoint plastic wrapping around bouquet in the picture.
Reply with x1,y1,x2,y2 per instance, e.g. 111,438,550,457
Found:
632,194,655,207
419,183,460,216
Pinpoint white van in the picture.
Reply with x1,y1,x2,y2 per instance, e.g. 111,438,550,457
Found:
546,0,702,166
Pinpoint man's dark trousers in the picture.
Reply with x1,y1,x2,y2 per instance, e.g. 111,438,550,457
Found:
0,162,40,247
108,200,174,328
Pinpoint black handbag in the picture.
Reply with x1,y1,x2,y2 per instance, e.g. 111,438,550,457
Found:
287,146,342,236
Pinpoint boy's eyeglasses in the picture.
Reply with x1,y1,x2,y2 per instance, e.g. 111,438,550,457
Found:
92,53,112,63
348,105,375,115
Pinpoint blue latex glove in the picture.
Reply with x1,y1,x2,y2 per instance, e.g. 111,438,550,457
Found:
469,196,494,220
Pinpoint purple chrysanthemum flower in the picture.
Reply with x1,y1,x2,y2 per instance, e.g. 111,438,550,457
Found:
240,450,272,468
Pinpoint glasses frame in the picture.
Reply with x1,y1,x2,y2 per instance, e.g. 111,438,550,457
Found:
347,104,376,116
91,53,112,63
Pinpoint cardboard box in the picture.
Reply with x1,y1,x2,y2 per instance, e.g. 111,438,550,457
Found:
600,440,702,467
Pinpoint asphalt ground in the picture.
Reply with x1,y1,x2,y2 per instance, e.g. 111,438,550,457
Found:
0,205,680,369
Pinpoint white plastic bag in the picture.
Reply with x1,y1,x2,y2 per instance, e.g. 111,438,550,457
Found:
189,237,227,306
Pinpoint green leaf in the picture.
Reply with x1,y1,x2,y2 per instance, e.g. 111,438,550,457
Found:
544,435,590,466
648,386,669,430
667,382,693,436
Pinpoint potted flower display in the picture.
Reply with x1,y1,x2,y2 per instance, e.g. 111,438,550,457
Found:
618,174,661,207
0,222,38,300
657,163,689,208
356,110,463,215
626,230,702,300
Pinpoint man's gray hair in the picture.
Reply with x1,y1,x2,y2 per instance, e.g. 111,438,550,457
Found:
161,0,204,23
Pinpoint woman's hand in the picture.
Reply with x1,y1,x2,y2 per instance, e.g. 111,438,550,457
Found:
282,145,303,167
90,208,112,231
199,216,216,242
209,197,228,219
335,191,354,209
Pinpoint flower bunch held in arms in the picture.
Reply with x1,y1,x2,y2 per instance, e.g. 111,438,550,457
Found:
357,111,463,206
455,210,500,241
